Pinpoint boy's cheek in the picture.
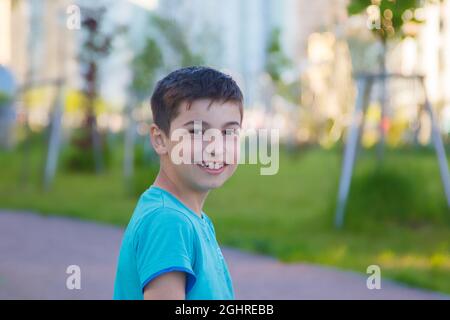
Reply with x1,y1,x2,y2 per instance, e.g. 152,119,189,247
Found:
226,163,239,177
225,143,240,165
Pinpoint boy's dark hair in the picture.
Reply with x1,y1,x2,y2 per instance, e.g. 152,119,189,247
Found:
150,66,244,134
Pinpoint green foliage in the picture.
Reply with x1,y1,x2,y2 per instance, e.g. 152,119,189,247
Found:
62,129,112,172
265,27,299,103
265,28,291,83
1,146,449,293
150,14,204,67
347,155,450,227
131,164,159,197
131,37,163,100
128,13,204,102
0,91,12,108
347,0,424,41
347,0,372,14
129,143,159,196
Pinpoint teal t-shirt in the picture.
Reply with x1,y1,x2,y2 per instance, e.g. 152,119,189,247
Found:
113,186,234,300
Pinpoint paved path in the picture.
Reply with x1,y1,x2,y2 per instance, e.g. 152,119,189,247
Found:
0,210,448,300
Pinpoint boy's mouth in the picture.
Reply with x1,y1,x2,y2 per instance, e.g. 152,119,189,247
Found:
196,161,227,175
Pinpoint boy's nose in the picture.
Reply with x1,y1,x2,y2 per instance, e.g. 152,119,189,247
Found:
203,143,225,162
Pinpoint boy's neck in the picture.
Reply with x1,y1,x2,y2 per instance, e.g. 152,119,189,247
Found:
153,170,208,218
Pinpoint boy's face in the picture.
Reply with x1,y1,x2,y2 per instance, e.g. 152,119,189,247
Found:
159,98,241,192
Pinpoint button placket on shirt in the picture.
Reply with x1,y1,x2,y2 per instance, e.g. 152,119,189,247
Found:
201,219,211,243
201,219,225,273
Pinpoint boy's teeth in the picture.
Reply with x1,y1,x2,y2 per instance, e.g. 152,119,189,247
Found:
198,162,224,170
198,161,224,170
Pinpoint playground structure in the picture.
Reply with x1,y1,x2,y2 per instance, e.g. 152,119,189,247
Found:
12,78,65,190
335,73,450,228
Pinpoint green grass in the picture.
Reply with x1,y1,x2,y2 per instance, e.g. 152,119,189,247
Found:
1,141,449,294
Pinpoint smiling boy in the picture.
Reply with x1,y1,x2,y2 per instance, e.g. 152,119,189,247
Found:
113,66,243,300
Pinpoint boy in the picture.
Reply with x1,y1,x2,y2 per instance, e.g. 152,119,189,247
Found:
113,66,243,300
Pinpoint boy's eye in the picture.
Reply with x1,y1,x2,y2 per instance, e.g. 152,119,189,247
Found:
189,129,204,135
224,128,240,136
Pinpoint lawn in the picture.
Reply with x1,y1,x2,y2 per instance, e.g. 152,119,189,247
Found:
1,140,449,294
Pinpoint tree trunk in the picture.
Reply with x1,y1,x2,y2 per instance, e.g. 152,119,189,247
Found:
378,38,388,163
123,97,136,182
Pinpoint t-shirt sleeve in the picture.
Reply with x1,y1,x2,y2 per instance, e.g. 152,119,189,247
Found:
134,209,196,293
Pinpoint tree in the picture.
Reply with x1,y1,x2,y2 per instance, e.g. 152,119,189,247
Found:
123,35,162,182
347,0,425,158
348,0,424,42
150,15,204,68
68,5,123,173
266,28,291,83
264,27,299,105
123,13,204,185
0,66,16,149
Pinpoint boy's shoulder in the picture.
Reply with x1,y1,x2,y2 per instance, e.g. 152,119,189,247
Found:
130,187,196,234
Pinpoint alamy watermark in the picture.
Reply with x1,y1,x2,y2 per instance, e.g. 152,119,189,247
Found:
169,121,279,175
66,264,81,290
366,5,381,30
366,265,381,290
66,4,81,30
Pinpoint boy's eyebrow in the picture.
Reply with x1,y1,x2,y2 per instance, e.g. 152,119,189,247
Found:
182,120,241,128
222,121,241,128
182,120,211,127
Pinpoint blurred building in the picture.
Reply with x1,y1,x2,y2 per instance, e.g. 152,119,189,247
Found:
1,0,449,140
1,0,77,89
0,0,12,66
0,0,78,140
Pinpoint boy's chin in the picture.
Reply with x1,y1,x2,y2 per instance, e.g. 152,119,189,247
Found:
192,179,226,192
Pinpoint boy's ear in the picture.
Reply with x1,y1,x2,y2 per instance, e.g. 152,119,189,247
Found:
150,124,169,155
